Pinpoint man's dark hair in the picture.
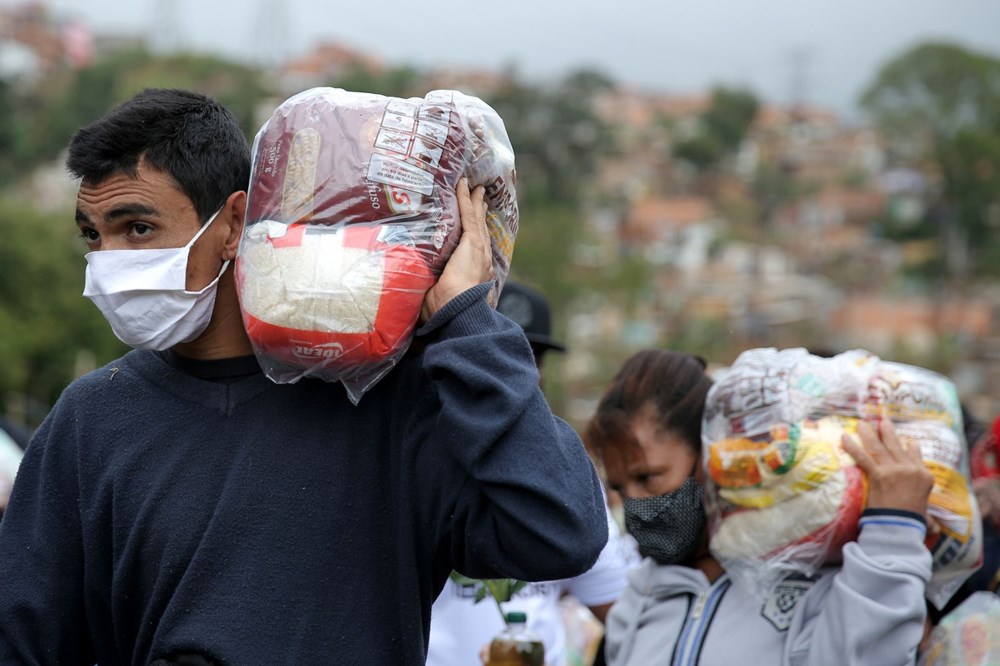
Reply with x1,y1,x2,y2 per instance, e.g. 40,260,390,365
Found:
66,88,251,223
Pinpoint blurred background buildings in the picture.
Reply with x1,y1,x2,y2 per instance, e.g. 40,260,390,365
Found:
1,0,1000,433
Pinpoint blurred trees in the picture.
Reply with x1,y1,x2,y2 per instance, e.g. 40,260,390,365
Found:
485,69,618,203
6,48,268,179
673,86,759,172
482,69,620,318
0,196,126,423
328,63,423,98
861,42,1000,279
861,43,1000,153
0,79,23,183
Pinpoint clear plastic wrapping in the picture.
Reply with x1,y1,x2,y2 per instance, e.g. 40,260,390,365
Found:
702,348,983,608
918,592,1000,666
236,88,518,403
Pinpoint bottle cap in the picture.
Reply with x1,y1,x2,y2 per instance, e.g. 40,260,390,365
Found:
506,611,527,624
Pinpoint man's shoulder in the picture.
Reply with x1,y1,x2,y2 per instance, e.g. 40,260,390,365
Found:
59,350,155,401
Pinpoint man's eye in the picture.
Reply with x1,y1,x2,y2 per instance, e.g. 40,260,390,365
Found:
130,223,153,237
80,228,99,243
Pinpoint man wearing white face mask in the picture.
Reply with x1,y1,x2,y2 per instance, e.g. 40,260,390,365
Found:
81,206,228,350
0,88,609,665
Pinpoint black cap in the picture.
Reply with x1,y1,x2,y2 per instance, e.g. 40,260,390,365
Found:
496,280,566,353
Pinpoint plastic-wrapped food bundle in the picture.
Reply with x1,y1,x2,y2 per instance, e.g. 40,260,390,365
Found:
236,88,518,403
918,592,1000,666
702,348,982,608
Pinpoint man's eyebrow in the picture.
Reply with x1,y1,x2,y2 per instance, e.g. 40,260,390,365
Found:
75,204,161,227
104,203,161,221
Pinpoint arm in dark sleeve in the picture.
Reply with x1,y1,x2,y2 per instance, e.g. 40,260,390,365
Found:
0,404,94,664
417,283,608,582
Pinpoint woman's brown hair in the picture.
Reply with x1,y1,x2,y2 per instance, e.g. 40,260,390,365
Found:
584,350,713,463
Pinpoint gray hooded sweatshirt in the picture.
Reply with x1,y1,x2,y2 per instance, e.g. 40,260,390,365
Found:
605,512,932,666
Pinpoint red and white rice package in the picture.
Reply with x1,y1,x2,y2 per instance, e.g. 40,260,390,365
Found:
236,88,518,403
702,347,983,608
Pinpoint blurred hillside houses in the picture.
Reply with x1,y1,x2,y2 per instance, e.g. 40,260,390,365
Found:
4,1,1000,427
0,2,93,81
563,83,999,423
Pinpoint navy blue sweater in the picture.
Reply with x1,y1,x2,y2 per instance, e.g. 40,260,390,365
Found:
0,286,607,665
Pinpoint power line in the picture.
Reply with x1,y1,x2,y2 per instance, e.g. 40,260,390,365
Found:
787,46,813,109
150,0,182,54
251,0,292,68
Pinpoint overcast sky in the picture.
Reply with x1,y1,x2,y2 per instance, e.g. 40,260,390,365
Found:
13,0,1000,118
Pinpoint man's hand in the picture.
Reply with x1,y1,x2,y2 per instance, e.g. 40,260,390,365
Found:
420,178,494,323
842,418,935,516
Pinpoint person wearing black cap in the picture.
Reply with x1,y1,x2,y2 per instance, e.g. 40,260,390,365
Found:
496,280,566,377
427,280,636,666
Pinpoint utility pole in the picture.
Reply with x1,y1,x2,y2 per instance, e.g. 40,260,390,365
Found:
252,0,292,70
150,0,182,54
787,46,813,114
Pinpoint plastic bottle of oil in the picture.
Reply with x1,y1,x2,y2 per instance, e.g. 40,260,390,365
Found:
488,611,545,666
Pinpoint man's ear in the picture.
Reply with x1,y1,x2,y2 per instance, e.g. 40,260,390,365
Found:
221,190,247,261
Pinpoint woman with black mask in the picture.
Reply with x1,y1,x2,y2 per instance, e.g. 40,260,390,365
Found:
584,350,935,666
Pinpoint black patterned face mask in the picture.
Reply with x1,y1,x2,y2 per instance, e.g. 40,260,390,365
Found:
624,477,706,565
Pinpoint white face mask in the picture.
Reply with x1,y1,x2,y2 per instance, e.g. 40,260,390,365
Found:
83,209,229,350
